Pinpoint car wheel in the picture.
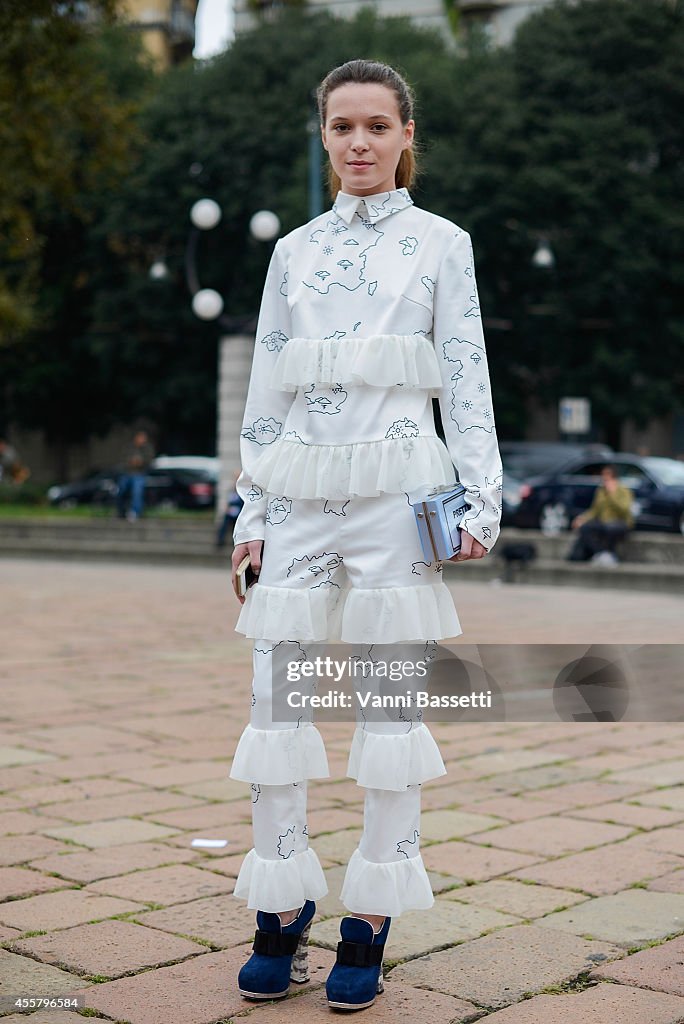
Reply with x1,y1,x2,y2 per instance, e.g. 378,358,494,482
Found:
539,502,570,534
57,498,78,510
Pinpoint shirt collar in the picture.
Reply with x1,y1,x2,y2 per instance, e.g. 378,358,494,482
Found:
332,187,414,225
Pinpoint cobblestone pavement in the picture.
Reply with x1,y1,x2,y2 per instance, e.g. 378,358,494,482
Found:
1,558,683,1024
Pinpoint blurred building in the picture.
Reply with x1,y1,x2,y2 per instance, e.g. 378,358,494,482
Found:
233,0,557,43
120,0,200,67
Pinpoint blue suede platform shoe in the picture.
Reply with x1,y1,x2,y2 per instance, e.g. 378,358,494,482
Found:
238,900,316,1000
325,915,391,1011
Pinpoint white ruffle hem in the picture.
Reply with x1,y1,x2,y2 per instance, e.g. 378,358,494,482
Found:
270,334,443,395
235,581,462,644
250,435,457,501
347,724,447,791
230,723,330,785
340,847,434,916
233,847,329,912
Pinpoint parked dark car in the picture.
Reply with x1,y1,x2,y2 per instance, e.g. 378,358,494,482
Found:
499,441,614,483
512,453,684,534
47,466,217,511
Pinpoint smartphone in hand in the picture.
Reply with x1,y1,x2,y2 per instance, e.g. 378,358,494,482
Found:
235,553,257,598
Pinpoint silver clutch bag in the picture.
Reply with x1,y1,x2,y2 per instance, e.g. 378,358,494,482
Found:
410,484,469,562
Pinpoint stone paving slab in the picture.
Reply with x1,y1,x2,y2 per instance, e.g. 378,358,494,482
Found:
0,866,70,901
566,801,684,830
611,762,684,788
27,840,198,882
635,787,684,811
466,816,632,856
131,893,258,947
458,795,572,821
70,945,334,1024
229,979,479,1022
388,923,622,1009
590,933,684,996
510,836,682,895
9,777,148,808
422,839,542,880
0,835,71,867
648,869,684,893
536,890,684,946
85,862,235,904
0,949,86,1014
40,788,207,823
0,1014,106,1024
312,901,521,961
9,918,207,979
43,817,181,848
418,809,505,840
0,888,143,933
467,983,684,1023
441,879,588,918
0,746,56,767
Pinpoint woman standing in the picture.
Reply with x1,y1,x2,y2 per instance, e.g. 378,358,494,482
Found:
229,58,502,1011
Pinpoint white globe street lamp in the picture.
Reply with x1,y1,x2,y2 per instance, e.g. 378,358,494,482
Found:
192,288,224,321
249,209,281,242
190,198,222,231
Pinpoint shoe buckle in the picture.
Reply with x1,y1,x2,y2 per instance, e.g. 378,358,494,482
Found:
336,939,384,968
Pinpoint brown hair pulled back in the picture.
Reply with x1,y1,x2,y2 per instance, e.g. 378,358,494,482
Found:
317,59,418,198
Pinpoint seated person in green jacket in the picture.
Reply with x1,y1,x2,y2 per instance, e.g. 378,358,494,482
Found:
567,463,634,564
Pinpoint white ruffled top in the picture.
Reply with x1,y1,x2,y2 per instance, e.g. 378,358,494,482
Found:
233,188,503,552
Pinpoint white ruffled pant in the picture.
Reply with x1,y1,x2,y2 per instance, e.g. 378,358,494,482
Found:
230,491,461,916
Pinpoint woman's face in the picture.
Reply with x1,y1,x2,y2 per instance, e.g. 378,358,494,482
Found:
321,82,414,197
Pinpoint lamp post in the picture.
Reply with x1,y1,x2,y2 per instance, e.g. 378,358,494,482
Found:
184,198,281,523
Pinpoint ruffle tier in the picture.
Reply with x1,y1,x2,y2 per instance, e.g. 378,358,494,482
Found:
235,581,345,643
251,435,456,501
233,847,329,912
270,334,443,394
340,847,434,916
229,722,330,784
342,582,462,644
234,581,461,644
347,723,447,790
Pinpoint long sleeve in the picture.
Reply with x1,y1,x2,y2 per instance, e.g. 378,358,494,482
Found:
232,239,295,545
432,230,503,551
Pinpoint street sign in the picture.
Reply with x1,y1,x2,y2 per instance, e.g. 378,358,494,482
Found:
559,397,590,434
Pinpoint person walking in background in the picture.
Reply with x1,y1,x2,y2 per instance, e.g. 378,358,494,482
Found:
228,59,502,1011
0,436,30,485
116,430,154,522
216,469,244,548
567,463,634,565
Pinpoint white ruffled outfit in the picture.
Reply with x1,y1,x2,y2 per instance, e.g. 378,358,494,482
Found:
230,187,502,915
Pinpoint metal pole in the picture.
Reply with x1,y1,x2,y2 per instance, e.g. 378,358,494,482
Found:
308,111,323,221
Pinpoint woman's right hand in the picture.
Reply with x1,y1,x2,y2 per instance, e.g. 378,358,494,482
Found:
231,540,264,603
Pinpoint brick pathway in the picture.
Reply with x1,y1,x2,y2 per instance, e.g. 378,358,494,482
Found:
1,558,683,1023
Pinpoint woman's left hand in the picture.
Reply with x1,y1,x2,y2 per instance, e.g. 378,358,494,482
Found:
449,530,488,561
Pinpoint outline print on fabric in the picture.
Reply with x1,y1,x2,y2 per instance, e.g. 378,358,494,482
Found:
279,272,288,297
396,830,420,858
277,825,297,860
283,430,309,445
366,190,414,219
247,484,263,503
241,417,282,445
261,330,288,352
411,561,443,577
324,499,350,517
304,383,348,415
251,784,260,804
286,552,344,589
266,496,293,525
399,235,419,256
386,418,420,439
303,216,384,295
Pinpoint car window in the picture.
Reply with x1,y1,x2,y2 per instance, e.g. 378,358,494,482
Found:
615,464,649,486
568,462,605,477
642,457,684,486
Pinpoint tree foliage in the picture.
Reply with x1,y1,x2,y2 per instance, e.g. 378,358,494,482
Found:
2,0,682,458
